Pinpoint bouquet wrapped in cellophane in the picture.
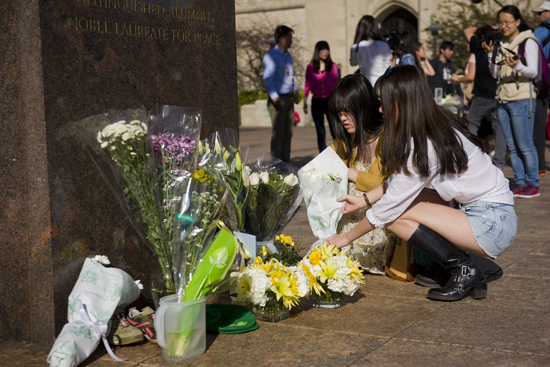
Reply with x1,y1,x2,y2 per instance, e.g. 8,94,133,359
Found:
205,128,249,232
171,147,229,300
161,147,240,359
300,243,364,306
243,153,303,253
148,105,201,295
298,147,348,250
74,106,201,298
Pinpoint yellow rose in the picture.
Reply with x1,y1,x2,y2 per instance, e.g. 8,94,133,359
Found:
309,252,322,266
290,242,295,247
260,246,268,257
284,236,292,245
275,235,280,241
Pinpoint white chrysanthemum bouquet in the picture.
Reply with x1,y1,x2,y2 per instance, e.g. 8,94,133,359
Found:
300,243,364,308
234,258,310,321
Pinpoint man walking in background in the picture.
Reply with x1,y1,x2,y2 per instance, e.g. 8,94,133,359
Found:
532,1,550,176
263,25,299,163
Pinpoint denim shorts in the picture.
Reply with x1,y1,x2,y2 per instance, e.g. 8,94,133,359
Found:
458,201,517,259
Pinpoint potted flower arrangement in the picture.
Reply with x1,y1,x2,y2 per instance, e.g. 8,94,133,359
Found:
300,243,364,309
233,257,310,322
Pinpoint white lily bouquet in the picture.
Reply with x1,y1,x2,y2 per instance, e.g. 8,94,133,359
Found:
300,243,364,308
47,256,141,366
243,153,303,254
234,257,310,322
298,148,348,247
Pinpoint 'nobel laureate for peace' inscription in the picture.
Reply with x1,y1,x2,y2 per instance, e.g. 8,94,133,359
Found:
70,0,221,44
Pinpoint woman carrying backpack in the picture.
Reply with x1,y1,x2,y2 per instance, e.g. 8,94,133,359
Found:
485,5,540,197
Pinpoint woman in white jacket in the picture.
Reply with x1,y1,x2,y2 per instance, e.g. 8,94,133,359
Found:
349,15,392,87
327,65,517,302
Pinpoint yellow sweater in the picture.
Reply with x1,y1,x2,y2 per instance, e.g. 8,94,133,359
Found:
330,139,385,192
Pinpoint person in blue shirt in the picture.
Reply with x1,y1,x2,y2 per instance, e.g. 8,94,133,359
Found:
531,1,550,176
262,25,299,163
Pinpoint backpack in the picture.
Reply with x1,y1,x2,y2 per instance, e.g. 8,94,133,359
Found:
518,38,550,100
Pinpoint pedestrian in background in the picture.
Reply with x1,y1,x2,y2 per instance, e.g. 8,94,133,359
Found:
427,41,464,100
303,41,340,152
460,26,506,167
531,1,550,177
349,15,392,87
486,6,540,197
263,25,299,163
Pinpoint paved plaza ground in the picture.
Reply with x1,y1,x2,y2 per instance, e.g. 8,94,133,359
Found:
3,124,550,366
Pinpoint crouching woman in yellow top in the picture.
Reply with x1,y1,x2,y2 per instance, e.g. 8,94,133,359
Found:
327,73,396,274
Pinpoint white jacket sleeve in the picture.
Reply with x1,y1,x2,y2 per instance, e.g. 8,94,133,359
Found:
513,39,539,79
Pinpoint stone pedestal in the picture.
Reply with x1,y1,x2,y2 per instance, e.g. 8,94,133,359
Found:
0,0,237,347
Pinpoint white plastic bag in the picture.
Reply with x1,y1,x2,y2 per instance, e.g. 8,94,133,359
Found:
47,258,141,367
298,147,348,247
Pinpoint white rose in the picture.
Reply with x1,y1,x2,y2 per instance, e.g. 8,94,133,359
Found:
249,172,260,186
284,174,299,186
122,133,131,141
260,171,269,184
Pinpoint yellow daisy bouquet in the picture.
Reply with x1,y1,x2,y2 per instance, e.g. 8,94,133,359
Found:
300,243,365,308
234,258,310,322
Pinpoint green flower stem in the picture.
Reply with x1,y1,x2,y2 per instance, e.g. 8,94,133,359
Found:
106,136,174,293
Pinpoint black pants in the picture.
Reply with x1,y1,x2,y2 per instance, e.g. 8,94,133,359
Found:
311,98,335,152
533,98,548,172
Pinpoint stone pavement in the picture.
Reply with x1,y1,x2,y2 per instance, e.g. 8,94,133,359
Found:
3,125,550,366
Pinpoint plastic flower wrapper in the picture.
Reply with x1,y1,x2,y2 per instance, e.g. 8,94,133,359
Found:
47,257,141,367
298,148,348,251
75,107,154,248
171,148,229,301
147,105,201,294
243,152,303,252
234,258,309,311
161,146,241,359
300,243,365,304
205,128,249,232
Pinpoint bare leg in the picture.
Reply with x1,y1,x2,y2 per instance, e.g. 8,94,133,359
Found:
386,191,488,257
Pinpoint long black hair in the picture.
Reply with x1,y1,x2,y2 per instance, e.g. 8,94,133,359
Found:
374,65,484,178
497,5,531,32
311,41,334,73
353,15,384,53
400,32,423,74
328,73,384,165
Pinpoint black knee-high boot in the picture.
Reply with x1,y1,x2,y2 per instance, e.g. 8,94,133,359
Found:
407,224,487,301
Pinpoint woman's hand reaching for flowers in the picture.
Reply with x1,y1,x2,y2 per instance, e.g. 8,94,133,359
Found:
337,194,366,214
325,234,352,249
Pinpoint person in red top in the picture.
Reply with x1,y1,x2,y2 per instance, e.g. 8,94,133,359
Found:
303,41,341,152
